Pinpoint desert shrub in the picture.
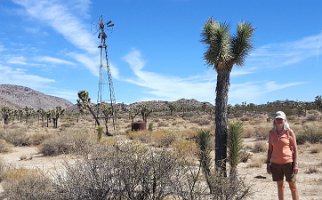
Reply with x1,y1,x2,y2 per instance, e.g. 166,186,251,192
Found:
247,159,263,168
240,117,250,122
297,127,322,145
0,158,6,182
306,115,318,121
30,132,52,145
309,144,322,154
52,142,183,200
2,141,251,200
2,168,54,200
252,141,267,153
208,174,251,200
239,151,253,163
158,121,169,127
190,118,211,126
171,139,198,159
152,130,177,147
305,167,319,174
127,130,152,143
39,130,94,156
0,129,32,146
0,139,13,153
148,122,153,131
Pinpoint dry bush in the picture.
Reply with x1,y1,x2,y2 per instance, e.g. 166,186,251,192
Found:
0,138,13,153
309,144,322,154
305,167,319,174
127,130,152,143
306,115,318,121
158,121,170,127
242,124,255,138
190,118,211,126
297,127,322,145
2,168,54,200
0,158,6,182
239,151,253,163
51,142,185,200
152,130,177,147
30,132,52,145
252,141,267,153
0,128,32,146
171,139,198,159
247,159,263,168
39,129,95,156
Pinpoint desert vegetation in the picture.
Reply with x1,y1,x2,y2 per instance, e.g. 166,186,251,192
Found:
1,98,322,199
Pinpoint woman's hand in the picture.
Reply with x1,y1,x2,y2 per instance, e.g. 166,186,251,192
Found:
267,163,271,174
293,162,299,174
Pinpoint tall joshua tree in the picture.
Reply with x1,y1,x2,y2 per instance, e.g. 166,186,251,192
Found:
202,18,254,175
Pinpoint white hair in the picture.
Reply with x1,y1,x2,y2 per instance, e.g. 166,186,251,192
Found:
272,119,290,131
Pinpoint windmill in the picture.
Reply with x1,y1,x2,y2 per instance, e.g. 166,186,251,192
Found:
97,15,117,135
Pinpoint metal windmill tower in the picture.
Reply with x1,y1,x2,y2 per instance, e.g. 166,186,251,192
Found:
97,15,117,134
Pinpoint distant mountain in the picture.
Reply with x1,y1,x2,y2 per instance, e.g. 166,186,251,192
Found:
0,84,73,110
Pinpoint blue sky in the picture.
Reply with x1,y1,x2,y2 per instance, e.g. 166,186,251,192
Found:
0,0,321,105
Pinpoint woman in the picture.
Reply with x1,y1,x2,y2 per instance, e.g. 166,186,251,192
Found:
266,111,299,200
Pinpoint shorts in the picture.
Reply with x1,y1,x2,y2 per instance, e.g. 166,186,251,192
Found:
270,162,296,182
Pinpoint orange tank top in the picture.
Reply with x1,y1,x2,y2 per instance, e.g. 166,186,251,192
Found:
269,130,293,164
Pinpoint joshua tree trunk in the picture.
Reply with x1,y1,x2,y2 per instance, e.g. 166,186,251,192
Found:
215,70,230,176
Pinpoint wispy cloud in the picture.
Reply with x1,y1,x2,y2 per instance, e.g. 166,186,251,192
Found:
0,64,55,89
249,31,322,69
12,0,97,54
12,0,100,76
229,81,306,104
34,56,75,65
123,49,215,102
47,89,78,103
122,49,307,104
7,56,27,65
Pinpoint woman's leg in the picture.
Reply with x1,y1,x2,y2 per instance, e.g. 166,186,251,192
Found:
288,181,299,200
277,180,284,200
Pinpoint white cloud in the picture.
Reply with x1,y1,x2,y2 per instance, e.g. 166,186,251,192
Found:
122,49,307,104
34,56,74,65
16,0,96,54
229,81,305,104
11,0,118,78
47,89,78,103
0,64,55,89
123,49,215,102
7,56,27,65
250,31,322,69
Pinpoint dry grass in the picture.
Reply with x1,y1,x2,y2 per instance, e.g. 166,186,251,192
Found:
252,141,268,153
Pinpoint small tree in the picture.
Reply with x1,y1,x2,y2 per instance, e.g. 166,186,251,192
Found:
77,90,101,141
51,106,65,128
1,106,11,125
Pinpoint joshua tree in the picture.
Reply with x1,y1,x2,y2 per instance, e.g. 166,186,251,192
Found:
77,90,100,126
1,106,11,125
51,106,65,128
202,18,254,175
77,90,103,141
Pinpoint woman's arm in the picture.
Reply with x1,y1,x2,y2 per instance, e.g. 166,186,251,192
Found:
266,131,273,174
289,129,299,174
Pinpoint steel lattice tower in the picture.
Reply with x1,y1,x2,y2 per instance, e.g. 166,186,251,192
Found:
97,15,117,133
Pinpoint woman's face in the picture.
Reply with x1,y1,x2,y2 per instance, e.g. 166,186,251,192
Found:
275,118,284,129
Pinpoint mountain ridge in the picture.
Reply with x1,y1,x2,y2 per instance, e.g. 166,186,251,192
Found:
0,84,73,110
